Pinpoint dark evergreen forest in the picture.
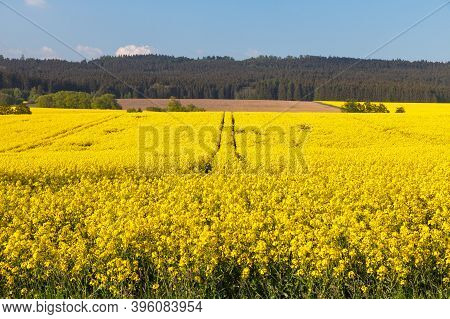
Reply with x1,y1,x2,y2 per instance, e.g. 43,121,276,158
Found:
0,54,449,102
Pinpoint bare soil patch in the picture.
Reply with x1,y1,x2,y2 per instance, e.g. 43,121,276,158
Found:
118,99,340,112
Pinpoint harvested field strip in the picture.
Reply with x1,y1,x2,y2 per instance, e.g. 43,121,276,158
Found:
118,99,341,112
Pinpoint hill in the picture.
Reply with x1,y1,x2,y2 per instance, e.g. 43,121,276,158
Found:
0,54,449,102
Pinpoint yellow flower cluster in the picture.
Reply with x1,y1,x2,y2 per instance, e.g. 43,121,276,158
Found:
0,106,448,298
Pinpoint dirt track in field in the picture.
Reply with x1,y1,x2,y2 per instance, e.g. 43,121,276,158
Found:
117,99,341,112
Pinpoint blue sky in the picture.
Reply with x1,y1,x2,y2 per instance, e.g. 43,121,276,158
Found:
0,0,449,61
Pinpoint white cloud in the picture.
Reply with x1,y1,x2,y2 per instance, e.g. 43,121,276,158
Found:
40,46,58,59
25,0,46,8
245,49,262,58
0,46,59,59
76,45,103,59
115,45,154,57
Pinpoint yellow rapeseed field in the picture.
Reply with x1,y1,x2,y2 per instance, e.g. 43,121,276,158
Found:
318,101,450,114
0,105,449,298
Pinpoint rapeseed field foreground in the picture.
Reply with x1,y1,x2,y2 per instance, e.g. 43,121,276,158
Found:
0,104,449,298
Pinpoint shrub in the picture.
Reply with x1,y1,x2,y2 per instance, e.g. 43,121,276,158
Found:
0,105,13,115
14,104,32,114
167,97,205,112
167,97,184,112
146,107,165,112
341,100,362,113
185,104,205,112
127,108,143,113
342,101,390,113
395,106,406,113
0,105,32,115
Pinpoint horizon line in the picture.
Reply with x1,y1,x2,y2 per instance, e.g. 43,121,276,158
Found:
1,53,449,64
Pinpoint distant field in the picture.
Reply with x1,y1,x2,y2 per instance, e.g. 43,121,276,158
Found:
319,101,450,114
118,98,340,112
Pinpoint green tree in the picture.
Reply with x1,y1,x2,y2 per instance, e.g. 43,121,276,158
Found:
13,88,23,101
92,94,120,109
28,86,43,103
36,95,55,107
0,93,16,106
294,84,303,101
52,91,92,109
278,81,287,100
167,97,183,112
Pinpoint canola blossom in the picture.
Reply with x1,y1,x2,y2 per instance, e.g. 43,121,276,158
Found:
0,105,449,298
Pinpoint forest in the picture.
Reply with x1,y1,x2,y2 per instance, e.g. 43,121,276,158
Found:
0,54,449,102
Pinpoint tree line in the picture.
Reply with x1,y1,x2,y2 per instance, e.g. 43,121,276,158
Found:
35,91,120,109
0,54,449,102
